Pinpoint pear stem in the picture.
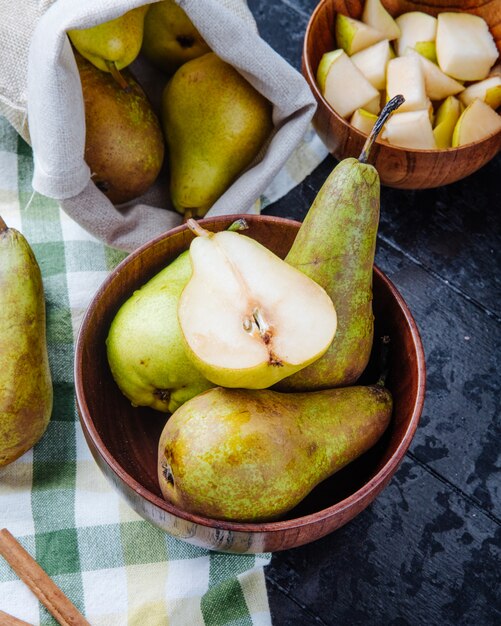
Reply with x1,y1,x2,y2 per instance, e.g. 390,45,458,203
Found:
359,95,405,165
186,218,211,238
106,61,131,92
228,218,249,232
376,335,391,387
0,215,7,233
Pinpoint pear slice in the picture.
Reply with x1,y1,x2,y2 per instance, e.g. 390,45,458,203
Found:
317,49,380,119
350,108,377,134
382,110,436,150
351,40,392,90
452,98,501,147
414,41,437,64
395,12,437,57
436,13,498,81
335,14,386,55
362,0,400,41
386,56,429,112
178,221,337,389
405,49,464,100
433,96,462,149
459,76,501,110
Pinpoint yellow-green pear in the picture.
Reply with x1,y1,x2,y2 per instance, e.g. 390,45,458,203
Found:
452,98,501,147
459,76,501,110
68,5,148,88
141,0,211,74
0,216,52,466
177,220,337,389
158,381,392,522
161,52,273,217
433,96,462,149
106,251,214,415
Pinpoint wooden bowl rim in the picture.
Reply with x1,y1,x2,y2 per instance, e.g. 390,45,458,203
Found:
302,0,501,154
75,214,426,535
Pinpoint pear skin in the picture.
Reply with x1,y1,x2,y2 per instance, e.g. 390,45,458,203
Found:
161,52,273,217
0,217,52,466
158,384,392,522
106,251,214,414
68,5,148,79
141,0,211,74
75,52,164,204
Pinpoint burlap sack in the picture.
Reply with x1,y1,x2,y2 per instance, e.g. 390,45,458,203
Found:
0,0,324,251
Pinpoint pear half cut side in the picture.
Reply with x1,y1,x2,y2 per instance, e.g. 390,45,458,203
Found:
178,226,338,389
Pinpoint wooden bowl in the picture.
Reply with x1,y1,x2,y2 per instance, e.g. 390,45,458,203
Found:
74,215,426,553
302,0,501,188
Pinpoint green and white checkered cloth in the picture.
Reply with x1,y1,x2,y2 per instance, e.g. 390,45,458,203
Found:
0,115,272,626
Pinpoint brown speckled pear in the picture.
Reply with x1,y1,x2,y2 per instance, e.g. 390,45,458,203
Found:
158,382,392,522
0,216,52,466
279,96,404,391
75,52,164,205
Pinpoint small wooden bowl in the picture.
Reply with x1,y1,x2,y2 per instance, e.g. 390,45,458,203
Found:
302,0,501,188
75,215,425,553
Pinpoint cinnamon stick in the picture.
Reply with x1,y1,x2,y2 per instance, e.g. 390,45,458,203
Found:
0,529,91,626
0,609,34,625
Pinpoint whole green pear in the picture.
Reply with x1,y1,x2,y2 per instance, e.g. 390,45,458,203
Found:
158,383,392,522
75,52,164,204
68,6,148,87
106,251,213,415
0,216,52,467
161,52,274,217
141,0,211,75
278,96,404,391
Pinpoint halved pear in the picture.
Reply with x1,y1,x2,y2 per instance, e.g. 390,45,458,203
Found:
395,12,437,57
362,0,400,41
382,109,436,150
350,108,378,134
335,14,385,55
459,76,501,110
452,98,501,147
386,56,429,112
436,12,498,81
405,49,464,100
317,49,380,118
178,221,337,389
351,39,392,90
433,96,462,149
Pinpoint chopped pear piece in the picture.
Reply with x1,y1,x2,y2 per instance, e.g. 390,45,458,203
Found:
433,96,462,149
351,39,392,90
414,41,437,64
350,108,377,134
317,49,380,119
395,12,437,57
386,56,429,112
335,14,386,55
362,0,400,41
178,222,337,389
452,98,501,147
459,76,501,110
436,12,498,81
406,49,464,100
382,110,436,150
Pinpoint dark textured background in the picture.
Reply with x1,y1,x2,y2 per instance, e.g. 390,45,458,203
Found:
248,0,501,623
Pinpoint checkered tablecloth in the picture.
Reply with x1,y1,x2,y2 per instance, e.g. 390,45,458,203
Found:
0,115,273,625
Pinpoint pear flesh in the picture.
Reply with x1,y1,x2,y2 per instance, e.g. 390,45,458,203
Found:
178,224,337,389
0,217,52,466
158,385,392,522
106,251,213,414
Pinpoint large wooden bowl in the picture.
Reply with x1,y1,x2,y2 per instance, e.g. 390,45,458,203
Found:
302,0,501,188
75,215,426,553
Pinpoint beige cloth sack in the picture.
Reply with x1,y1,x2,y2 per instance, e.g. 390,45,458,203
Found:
0,0,327,251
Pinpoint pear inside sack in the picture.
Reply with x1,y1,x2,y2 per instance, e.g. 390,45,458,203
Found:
178,224,338,389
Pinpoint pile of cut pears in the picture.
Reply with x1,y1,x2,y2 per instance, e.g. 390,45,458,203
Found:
317,0,501,150
66,1,273,214
106,99,405,523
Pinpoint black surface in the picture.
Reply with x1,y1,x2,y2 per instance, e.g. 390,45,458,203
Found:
249,1,501,624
